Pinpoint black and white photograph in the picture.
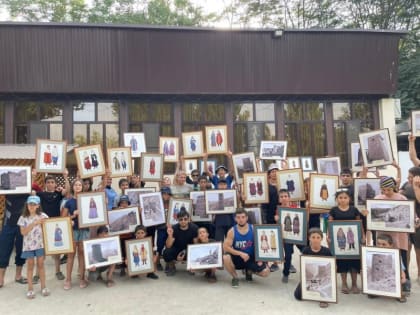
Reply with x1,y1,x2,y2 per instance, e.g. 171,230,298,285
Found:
359,129,394,168
245,207,262,225
124,188,156,207
187,242,223,270
83,236,122,269
232,152,257,183
259,141,287,160
353,178,381,211
300,156,314,172
138,192,166,227
351,142,364,171
411,110,420,137
190,191,212,222
316,157,341,176
287,157,300,169
0,166,31,194
205,190,237,214
108,207,141,236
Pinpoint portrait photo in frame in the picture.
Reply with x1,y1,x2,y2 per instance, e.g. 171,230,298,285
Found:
77,192,108,228
259,141,287,160
287,157,301,169
232,152,257,183
243,173,269,204
200,159,216,175
245,207,262,225
140,153,164,182
300,255,337,304
42,217,74,255
411,110,420,137
182,131,204,158
254,225,283,262
278,207,308,246
187,242,223,270
190,191,212,223
125,237,155,276
361,246,401,298
205,125,228,154
316,157,341,176
83,236,122,269
107,147,133,178
184,159,198,176
35,139,67,174
276,168,305,201
125,188,156,207
0,166,31,195
108,207,141,236
159,137,179,163
123,132,146,158
309,174,339,211
353,178,381,211
366,199,415,233
167,198,193,225
359,129,394,168
205,190,237,214
300,156,314,172
74,144,105,179
328,220,362,259
138,192,166,227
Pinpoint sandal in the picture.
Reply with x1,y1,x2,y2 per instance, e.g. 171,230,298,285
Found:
79,279,88,289
319,302,329,308
26,290,35,299
351,286,360,294
106,279,115,288
341,286,350,294
15,277,28,284
41,288,50,297
63,281,72,290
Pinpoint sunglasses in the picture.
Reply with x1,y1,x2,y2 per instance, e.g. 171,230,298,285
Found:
178,217,189,221
191,174,199,177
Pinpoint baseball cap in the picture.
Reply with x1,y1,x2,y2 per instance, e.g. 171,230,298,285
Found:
27,195,41,204
216,165,228,173
161,186,172,195
118,195,131,206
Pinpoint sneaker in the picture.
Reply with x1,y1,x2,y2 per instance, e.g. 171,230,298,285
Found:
33,275,39,284
245,270,253,282
147,273,159,280
270,264,279,272
60,255,67,265
207,274,217,283
41,288,50,297
231,278,239,288
55,272,65,281
289,265,297,273
282,275,289,283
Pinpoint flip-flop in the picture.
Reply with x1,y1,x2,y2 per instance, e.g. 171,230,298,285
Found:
15,278,28,284
351,287,360,294
341,287,350,294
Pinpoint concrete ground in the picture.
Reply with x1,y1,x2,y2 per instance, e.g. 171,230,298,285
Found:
1,249,420,315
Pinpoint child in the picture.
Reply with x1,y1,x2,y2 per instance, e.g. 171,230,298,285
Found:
131,225,159,280
294,227,332,308
193,227,218,283
17,195,49,299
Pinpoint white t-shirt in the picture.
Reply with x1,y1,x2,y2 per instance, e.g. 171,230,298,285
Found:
17,213,49,251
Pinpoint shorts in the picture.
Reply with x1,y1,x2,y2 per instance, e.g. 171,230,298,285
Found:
73,229,90,242
229,254,267,273
21,248,45,259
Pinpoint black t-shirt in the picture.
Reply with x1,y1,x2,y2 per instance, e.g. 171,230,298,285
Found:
261,184,278,224
302,245,332,256
329,206,361,220
4,194,29,226
37,191,64,217
173,222,198,250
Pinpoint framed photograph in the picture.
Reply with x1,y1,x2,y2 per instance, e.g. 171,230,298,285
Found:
287,157,301,169
328,220,362,259
190,191,212,222
300,255,337,303
254,225,284,261
184,159,198,176
35,139,67,173
243,173,269,204
259,141,287,160
300,156,314,172
159,137,179,163
232,152,257,183
278,207,308,246
187,242,223,270
309,174,339,211
108,206,141,236
359,129,394,168
123,132,146,158
138,192,166,227
316,157,341,176
351,142,364,172
168,198,193,225
182,131,204,158
107,147,133,177
205,125,228,154
411,110,420,137
140,153,164,182
205,190,237,214
0,166,31,194
276,169,305,201
42,217,74,255
77,192,108,228
125,188,156,207
125,237,155,276
361,246,401,298
353,178,381,211
74,144,106,179
200,159,216,175
245,207,262,225
83,236,122,269
366,199,416,233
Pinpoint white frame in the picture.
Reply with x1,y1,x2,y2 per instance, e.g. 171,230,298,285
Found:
182,131,204,158
411,110,420,137
138,192,166,227
287,156,300,169
184,159,198,176
123,132,146,158
259,141,287,160
107,206,141,236
300,156,314,172
205,189,237,214
316,156,341,176
83,236,122,269
0,166,31,194
187,242,223,270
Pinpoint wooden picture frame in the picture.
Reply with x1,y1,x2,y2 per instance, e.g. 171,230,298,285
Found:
107,147,133,177
411,110,420,137
200,158,216,175
300,255,337,304
125,188,156,207
300,156,314,172
259,141,287,160
0,166,31,195
328,220,362,259
232,152,257,183
83,236,122,269
353,178,381,211
140,153,164,182
361,246,402,298
205,125,228,154
276,168,305,201
77,192,108,228
205,189,237,214
245,207,262,225
138,192,166,227
184,159,198,176
359,129,394,168
74,144,106,179
278,207,308,246
108,206,141,236
35,139,67,174
287,156,301,169
243,173,269,204
123,132,146,158
309,174,339,212
42,217,74,255
182,131,204,158
316,156,341,176
167,198,193,225
187,242,223,270
125,237,155,276
190,191,212,222
254,225,284,262
159,136,179,163
366,199,416,233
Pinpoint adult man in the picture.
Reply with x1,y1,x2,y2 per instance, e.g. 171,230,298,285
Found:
163,210,198,276
339,168,354,204
223,209,270,288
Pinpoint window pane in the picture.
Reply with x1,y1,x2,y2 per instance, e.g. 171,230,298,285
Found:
334,122,347,166
97,103,119,121
255,103,274,121
313,123,326,157
129,124,142,132
353,102,373,130
183,104,201,122
332,102,351,120
40,103,63,121
50,124,63,140
284,103,303,121
285,124,298,155
247,123,264,155
304,102,324,120
128,103,148,122
106,124,119,148
74,124,87,145
154,104,172,122
264,123,276,140
205,104,225,121
15,103,38,123
234,103,253,121
161,125,173,136
90,124,103,145
73,102,95,122
234,125,247,153
15,126,27,143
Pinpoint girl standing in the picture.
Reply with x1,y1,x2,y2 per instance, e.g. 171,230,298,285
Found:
18,195,49,299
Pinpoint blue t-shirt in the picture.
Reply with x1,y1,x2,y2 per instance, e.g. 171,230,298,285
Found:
105,186,118,210
233,224,254,256
64,198,80,230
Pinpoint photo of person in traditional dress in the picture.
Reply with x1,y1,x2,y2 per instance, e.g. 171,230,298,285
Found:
216,130,223,147
292,214,300,235
336,227,346,250
190,136,197,152
91,150,99,169
130,136,138,152
284,213,292,232
169,141,175,156
132,245,140,267
54,224,63,247
163,141,169,156
120,152,127,170
52,145,59,166
44,144,52,166
210,130,216,147
320,180,329,201
84,151,92,170
257,179,263,196
113,152,121,171
89,197,98,219
172,202,180,220
149,158,155,176
260,231,269,253
286,174,295,196
270,230,277,253
249,178,256,196
347,227,355,250
140,244,148,265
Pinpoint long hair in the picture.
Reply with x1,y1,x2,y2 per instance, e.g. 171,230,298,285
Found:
22,203,43,217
